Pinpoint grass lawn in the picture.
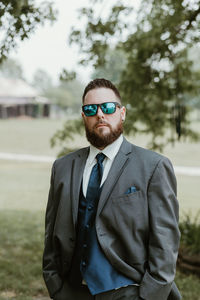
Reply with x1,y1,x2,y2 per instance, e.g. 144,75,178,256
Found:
1,118,199,214
0,210,48,300
0,210,199,300
0,118,200,165
175,271,200,300
0,118,200,299
0,160,51,211
177,175,200,217
0,119,64,156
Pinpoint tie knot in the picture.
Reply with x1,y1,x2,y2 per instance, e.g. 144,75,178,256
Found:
96,152,105,164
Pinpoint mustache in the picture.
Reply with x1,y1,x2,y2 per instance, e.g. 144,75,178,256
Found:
95,120,110,127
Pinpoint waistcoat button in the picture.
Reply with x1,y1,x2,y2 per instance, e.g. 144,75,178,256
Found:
82,261,86,267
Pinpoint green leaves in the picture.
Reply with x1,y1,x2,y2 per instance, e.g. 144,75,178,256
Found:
0,0,57,64
179,211,200,255
59,69,76,82
51,118,84,157
68,0,200,150
48,0,200,152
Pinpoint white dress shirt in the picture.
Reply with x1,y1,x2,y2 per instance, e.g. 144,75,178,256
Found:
82,135,123,197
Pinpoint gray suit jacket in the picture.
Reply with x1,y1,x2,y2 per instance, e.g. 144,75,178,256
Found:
43,138,181,300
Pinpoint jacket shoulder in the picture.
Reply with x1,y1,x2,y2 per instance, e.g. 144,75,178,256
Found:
127,142,175,182
53,147,89,168
128,141,171,167
132,144,163,160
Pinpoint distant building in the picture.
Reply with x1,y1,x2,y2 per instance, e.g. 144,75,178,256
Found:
0,77,50,119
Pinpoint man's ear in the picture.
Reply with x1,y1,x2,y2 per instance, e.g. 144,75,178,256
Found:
121,106,126,121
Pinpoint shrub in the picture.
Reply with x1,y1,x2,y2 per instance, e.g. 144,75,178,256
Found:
179,211,200,255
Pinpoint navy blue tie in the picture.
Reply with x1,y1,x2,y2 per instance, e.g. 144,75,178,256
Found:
86,153,105,202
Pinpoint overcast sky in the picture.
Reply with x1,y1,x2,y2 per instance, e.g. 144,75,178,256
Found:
10,0,92,84
10,0,140,85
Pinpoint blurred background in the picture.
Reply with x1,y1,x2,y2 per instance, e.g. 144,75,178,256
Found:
0,0,200,299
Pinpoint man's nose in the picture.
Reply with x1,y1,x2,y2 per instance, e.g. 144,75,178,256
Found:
96,106,104,118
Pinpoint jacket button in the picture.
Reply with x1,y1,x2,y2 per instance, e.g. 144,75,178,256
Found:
100,232,105,236
82,261,86,267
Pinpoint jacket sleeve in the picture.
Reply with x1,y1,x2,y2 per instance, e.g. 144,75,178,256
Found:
139,157,181,300
42,161,63,298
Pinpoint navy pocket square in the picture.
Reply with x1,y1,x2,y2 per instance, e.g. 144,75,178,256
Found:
125,186,137,194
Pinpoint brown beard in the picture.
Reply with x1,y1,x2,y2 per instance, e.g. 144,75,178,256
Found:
84,120,123,149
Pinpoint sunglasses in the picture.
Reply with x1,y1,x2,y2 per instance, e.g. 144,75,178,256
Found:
82,102,122,117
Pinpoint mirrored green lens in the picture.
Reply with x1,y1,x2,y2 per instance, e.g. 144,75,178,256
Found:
83,102,119,116
83,104,97,116
101,102,116,114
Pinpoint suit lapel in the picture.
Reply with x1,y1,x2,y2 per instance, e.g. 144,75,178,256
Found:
97,138,133,215
71,147,89,226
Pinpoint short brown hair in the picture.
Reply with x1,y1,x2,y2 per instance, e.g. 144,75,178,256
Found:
82,78,121,103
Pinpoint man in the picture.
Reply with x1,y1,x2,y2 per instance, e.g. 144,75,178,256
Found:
43,78,181,300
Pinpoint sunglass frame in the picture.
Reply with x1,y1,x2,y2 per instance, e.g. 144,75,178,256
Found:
82,102,121,116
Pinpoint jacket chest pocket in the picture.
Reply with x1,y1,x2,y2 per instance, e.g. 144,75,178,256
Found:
112,189,142,204
107,190,147,230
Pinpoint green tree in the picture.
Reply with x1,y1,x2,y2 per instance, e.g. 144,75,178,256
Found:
0,0,57,63
32,69,53,92
188,46,200,111
58,72,84,109
48,80,83,109
32,68,83,110
66,0,200,151
92,48,127,84
0,58,24,79
44,82,79,108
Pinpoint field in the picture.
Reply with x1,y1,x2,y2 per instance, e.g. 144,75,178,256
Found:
0,118,200,299
0,118,199,214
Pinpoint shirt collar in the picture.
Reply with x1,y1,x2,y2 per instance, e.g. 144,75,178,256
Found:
88,135,123,165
